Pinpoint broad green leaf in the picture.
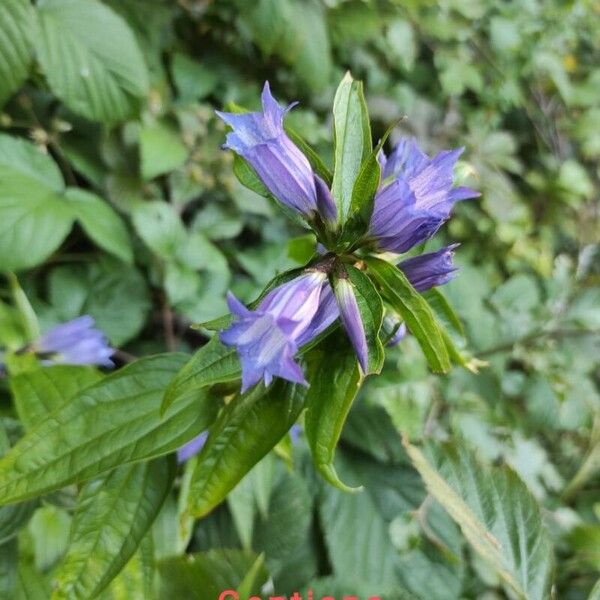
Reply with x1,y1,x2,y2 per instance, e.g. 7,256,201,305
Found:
405,441,554,600
97,535,155,600
0,499,36,545
331,72,371,222
28,505,72,571
304,334,362,491
48,260,151,346
0,354,218,505
162,337,240,414
0,539,17,599
253,471,313,584
171,53,218,101
10,365,102,430
227,475,257,551
15,562,52,600
158,549,269,599
34,0,149,124
0,134,74,272
0,420,36,545
139,121,189,180
65,189,133,264
52,458,174,600
131,200,187,260
365,256,450,373
187,380,306,518
589,579,600,600
0,0,34,107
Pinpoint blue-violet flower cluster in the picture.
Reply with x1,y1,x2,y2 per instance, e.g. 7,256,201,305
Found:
217,83,477,391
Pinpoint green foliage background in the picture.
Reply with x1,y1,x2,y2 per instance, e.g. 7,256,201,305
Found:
0,0,598,598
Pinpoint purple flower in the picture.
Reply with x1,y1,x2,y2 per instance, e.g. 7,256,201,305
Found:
398,245,459,292
369,138,479,253
333,278,368,373
34,316,114,367
177,431,208,463
216,83,336,222
221,271,329,392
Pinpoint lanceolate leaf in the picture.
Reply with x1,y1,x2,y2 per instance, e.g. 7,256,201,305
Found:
365,256,450,373
161,337,240,414
0,354,217,505
304,335,362,491
34,0,149,124
52,458,175,600
187,380,306,518
0,0,34,107
331,72,372,222
405,441,554,600
10,365,102,430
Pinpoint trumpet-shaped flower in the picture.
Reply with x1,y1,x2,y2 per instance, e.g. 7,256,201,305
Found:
398,245,459,292
34,316,114,367
216,83,336,221
369,138,479,253
221,271,329,392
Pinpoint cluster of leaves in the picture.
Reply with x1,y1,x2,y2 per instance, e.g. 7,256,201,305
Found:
0,0,598,598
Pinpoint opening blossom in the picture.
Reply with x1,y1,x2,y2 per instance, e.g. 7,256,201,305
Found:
369,139,479,253
221,271,330,392
218,82,477,392
33,316,114,367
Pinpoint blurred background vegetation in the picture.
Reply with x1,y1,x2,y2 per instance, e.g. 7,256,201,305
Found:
0,0,599,598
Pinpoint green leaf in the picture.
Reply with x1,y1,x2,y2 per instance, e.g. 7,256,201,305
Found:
65,189,133,264
589,579,600,600
171,53,217,101
98,535,155,600
365,256,451,373
305,335,362,491
187,380,306,518
131,200,187,260
0,500,36,545
34,0,149,124
253,471,313,584
0,354,217,505
162,337,240,415
405,441,554,600
48,260,151,346
331,72,372,222
139,121,189,180
0,134,74,272
52,458,174,600
28,505,72,571
0,0,34,107
15,562,52,599
10,365,102,430
0,540,17,599
158,549,269,599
